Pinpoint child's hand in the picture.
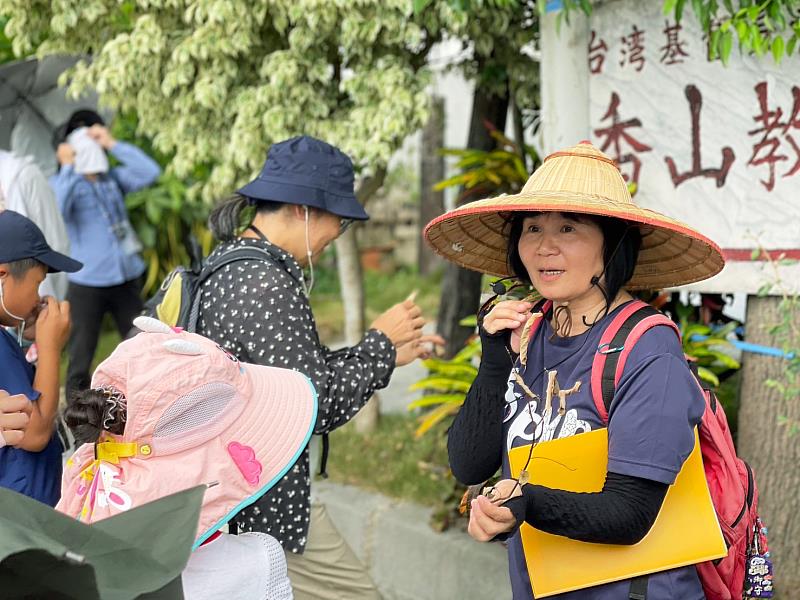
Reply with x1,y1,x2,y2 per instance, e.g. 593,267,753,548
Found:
0,390,31,448
35,297,71,355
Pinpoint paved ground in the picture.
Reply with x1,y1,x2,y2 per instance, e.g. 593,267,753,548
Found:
376,359,428,414
316,481,512,600
314,338,512,599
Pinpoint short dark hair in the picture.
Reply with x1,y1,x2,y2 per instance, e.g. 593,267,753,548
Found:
6,258,45,279
506,211,641,308
52,109,106,149
65,109,105,137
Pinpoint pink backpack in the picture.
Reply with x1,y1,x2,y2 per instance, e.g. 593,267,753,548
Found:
579,299,771,599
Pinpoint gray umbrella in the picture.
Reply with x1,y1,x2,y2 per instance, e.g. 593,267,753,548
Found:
0,55,109,176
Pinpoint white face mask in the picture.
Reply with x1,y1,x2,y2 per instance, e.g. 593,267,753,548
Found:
67,127,109,175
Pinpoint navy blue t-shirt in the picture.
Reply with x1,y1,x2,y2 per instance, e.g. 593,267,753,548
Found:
502,302,705,599
0,329,62,506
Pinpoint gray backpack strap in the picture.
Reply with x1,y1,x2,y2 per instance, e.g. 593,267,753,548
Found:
187,246,274,332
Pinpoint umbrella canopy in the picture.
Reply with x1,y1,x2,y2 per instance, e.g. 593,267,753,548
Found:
0,55,108,176
0,484,206,600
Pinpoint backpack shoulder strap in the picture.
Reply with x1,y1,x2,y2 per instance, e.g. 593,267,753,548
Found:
187,245,275,331
200,246,275,279
590,301,680,425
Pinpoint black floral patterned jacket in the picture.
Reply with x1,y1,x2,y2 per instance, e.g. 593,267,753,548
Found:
197,237,396,553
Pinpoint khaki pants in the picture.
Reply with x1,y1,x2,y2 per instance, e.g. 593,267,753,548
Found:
286,503,382,600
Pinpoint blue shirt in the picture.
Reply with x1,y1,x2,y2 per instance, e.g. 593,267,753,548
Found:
503,302,706,600
0,329,63,506
50,141,161,286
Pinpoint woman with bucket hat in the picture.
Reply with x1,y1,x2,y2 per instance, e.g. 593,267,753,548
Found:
199,135,442,599
58,316,319,598
427,142,724,599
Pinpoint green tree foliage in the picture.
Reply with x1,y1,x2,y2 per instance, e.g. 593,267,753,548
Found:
0,16,15,64
435,127,540,198
0,1,540,202
1,1,430,199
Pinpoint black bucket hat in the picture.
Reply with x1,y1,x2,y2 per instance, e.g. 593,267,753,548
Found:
237,135,369,221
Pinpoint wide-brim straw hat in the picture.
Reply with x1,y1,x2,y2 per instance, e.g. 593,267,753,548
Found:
423,141,724,290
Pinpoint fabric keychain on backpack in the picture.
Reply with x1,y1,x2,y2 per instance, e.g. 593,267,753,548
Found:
743,517,773,598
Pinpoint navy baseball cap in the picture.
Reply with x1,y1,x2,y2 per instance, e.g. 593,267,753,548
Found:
237,135,369,221
0,211,82,273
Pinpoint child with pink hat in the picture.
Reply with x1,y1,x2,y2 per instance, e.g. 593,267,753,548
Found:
57,316,318,599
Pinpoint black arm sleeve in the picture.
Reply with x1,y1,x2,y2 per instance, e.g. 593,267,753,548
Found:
502,472,669,545
447,328,514,485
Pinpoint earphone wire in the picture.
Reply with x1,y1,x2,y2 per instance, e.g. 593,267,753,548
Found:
303,206,315,296
0,279,27,345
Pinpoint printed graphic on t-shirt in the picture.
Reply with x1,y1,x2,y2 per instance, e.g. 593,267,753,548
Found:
503,373,592,453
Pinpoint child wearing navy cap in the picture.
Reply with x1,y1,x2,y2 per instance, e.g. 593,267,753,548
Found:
0,209,82,505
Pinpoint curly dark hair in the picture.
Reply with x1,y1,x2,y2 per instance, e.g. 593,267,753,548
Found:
64,387,127,446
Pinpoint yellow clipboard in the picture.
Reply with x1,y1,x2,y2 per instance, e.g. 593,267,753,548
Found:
508,429,726,598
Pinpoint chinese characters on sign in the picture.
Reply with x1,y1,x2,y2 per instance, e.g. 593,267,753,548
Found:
748,82,800,191
619,25,646,71
588,30,608,74
588,21,798,192
589,20,691,75
587,1,800,292
593,93,651,187
664,85,735,188
592,80,799,192
660,21,690,65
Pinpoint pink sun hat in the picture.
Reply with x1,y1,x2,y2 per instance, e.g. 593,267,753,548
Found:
56,317,317,547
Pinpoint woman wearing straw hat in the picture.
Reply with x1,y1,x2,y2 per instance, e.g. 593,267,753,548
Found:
427,141,724,599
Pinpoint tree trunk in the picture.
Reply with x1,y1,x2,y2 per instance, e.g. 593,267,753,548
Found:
737,295,800,598
336,168,386,434
511,95,529,172
419,95,445,276
436,86,510,357
335,227,365,346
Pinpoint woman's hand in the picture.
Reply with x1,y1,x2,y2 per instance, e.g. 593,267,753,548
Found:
370,296,426,348
468,492,519,542
482,300,532,353
395,334,446,367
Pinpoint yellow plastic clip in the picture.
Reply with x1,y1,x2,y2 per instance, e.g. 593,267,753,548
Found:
94,441,139,464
